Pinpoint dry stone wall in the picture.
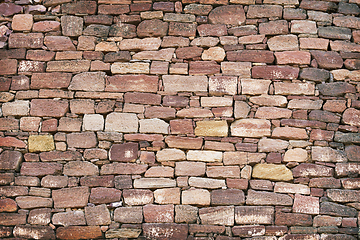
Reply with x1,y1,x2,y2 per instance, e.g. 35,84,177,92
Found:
0,0,359,239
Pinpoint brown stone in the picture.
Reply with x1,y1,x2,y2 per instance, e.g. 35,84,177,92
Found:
0,186,27,198
21,162,62,176
13,226,55,239
311,51,343,70
114,206,143,223
176,46,203,59
0,59,17,75
232,225,265,238
56,226,102,240
85,204,111,226
260,20,289,35
169,22,197,37
293,194,320,215
0,3,23,16
247,5,282,18
252,65,299,80
293,163,333,178
170,119,194,134
0,150,22,171
275,51,311,65
208,5,245,25
53,187,90,208
143,204,174,223
275,212,312,226
163,75,208,93
31,72,71,89
246,190,293,206
189,61,220,75
15,196,52,209
235,206,274,224
211,189,245,206
32,21,60,32
123,189,153,206
124,92,161,105
41,175,68,188
44,36,75,51
8,33,44,49
199,206,234,226
272,127,308,140
227,50,274,63
67,132,97,149
197,24,227,37
39,150,82,162
109,142,138,162
62,1,97,14
207,166,240,178
105,75,158,93
137,20,168,38
0,198,17,212
0,137,26,148
46,60,90,72
100,163,148,175
0,213,26,226
143,223,188,240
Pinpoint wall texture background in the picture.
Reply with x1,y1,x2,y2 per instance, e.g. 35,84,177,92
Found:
0,0,360,239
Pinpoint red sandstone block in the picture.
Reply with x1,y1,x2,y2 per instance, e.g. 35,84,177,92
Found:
56,226,102,240
105,75,158,93
143,204,174,223
189,61,220,75
30,99,68,117
227,50,274,63
137,19,168,38
0,59,17,75
0,137,26,148
8,33,44,49
89,187,121,204
252,65,299,80
197,24,227,37
176,46,203,59
62,1,97,14
169,22,197,37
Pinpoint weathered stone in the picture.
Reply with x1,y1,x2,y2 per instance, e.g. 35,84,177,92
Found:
28,208,51,225
268,34,298,51
123,189,153,206
312,146,346,163
235,206,274,225
0,151,22,171
199,206,234,226
15,196,52,209
165,136,203,149
137,19,168,38
191,37,220,47
156,149,186,162
231,119,271,138
66,132,97,149
252,65,299,80
105,112,138,133
175,161,206,177
227,50,274,64
56,226,102,240
52,187,90,208
120,38,161,51
189,61,220,75
105,229,141,239
293,163,333,178
61,16,83,37
272,126,308,140
258,138,288,153
139,118,169,134
163,75,207,92
311,51,343,70
275,212,312,226
109,142,138,162
63,161,98,177
209,5,245,26
62,1,97,14
247,4,282,18
108,23,136,38
247,189,293,206
252,164,293,181
182,188,210,206
187,150,222,163
143,204,174,223
143,223,188,240
189,177,226,189
134,178,176,189
0,198,17,212
85,204,111,226
327,189,360,203
46,60,90,72
69,72,105,92
259,20,289,35
275,182,310,195
275,51,311,65
114,206,142,223
106,75,158,93
175,205,198,224
211,189,245,206
202,47,225,62
0,2,23,16
13,226,55,239
293,194,319,215
283,148,308,162
100,163,147,175
133,48,175,61
320,202,357,217
318,27,352,41
209,76,237,96
168,22,197,37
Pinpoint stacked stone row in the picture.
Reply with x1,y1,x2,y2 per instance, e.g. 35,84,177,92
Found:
0,0,360,239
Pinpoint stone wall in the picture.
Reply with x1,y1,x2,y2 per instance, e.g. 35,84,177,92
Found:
0,0,359,239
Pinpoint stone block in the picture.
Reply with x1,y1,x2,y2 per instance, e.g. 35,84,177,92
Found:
52,187,90,208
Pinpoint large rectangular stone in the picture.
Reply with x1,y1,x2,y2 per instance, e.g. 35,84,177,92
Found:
199,206,234,226
231,119,271,138
46,60,90,72
163,75,208,92
105,75,158,93
235,206,274,224
52,187,90,208
31,72,72,89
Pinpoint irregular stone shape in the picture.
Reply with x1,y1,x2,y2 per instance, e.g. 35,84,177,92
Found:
0,2,22,16
275,212,312,227
187,150,222,163
202,47,225,62
61,1,97,14
0,198,17,212
114,206,142,223
318,26,351,41
56,226,102,240
252,65,299,80
252,164,293,181
333,16,360,29
293,194,319,215
235,206,274,224
143,223,188,240
258,138,289,153
20,162,62,177
69,72,105,92
208,76,237,96
15,196,52,209
52,211,86,227
182,189,210,206
175,205,198,224
83,24,109,37
109,23,136,38
63,161,99,177
255,107,292,119
311,50,343,70
105,112,138,133
312,146,346,163
259,20,288,35
334,132,360,144
139,118,169,134
272,127,308,140
28,208,51,225
247,4,283,18
109,142,138,162
156,149,186,162
154,188,180,204
293,163,333,178
195,120,228,137
231,119,271,138
123,189,153,206
52,187,90,208
28,135,55,153
209,5,245,25
105,229,141,239
343,108,360,127
61,15,83,37
44,36,75,51
137,19,168,38
133,48,175,61
345,145,360,162
268,34,298,51
100,163,147,175
327,189,360,203
0,137,26,148
13,226,55,240
320,202,357,217
191,37,220,48
85,204,111,226
309,110,341,123
0,151,22,171
246,189,293,206
199,206,234,226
